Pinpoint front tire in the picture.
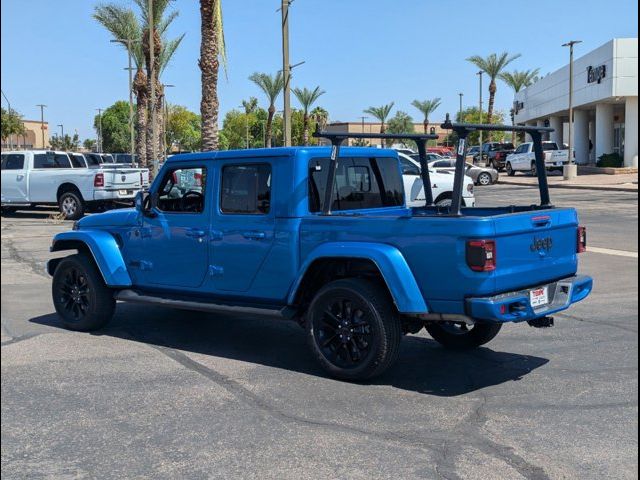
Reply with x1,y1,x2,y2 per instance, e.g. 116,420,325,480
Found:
425,322,502,350
530,162,538,177
58,191,85,220
477,172,492,186
306,278,402,381
52,254,115,331
506,162,515,176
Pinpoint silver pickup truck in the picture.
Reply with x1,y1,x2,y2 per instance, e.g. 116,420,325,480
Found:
1,150,148,219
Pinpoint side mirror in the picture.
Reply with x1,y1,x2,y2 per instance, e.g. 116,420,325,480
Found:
135,191,158,218
134,191,145,211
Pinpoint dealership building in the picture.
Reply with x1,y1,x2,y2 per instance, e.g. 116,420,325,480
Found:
514,38,638,167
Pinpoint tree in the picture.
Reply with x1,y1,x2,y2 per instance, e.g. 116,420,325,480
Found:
311,106,329,131
83,139,97,151
93,1,184,166
499,69,540,143
292,86,325,145
50,133,80,151
249,72,284,148
466,52,521,139
199,0,226,151
411,98,441,133
363,103,394,137
166,104,201,152
456,107,507,145
94,101,130,153
241,97,258,114
0,107,25,148
386,111,415,146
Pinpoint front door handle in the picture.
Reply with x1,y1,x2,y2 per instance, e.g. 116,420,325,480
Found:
243,231,266,240
186,228,207,239
16,174,24,181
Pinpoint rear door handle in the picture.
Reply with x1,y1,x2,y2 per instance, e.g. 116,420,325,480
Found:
243,231,266,240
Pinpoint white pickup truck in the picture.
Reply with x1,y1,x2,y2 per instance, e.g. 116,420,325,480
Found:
1,150,147,219
505,142,569,176
398,152,476,207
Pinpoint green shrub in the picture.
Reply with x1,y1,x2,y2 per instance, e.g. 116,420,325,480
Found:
597,153,624,168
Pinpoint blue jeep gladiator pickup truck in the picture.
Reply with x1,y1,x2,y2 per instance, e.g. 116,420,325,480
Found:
47,121,592,380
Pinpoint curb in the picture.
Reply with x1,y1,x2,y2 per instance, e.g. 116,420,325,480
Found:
498,180,638,193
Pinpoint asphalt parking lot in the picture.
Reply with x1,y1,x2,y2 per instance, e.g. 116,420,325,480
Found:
1,184,638,479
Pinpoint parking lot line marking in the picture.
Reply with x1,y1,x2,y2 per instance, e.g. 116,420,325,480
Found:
587,246,638,258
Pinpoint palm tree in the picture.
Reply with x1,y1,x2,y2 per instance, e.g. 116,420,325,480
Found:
249,72,284,148
199,0,226,151
364,102,394,141
411,98,442,134
292,86,325,145
311,106,329,131
94,2,184,166
241,97,258,114
499,69,540,143
466,52,521,139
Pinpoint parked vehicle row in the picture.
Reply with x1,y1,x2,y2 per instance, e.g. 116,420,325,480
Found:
1,150,149,219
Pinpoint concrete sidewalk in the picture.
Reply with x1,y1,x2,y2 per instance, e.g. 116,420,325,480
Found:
499,172,638,192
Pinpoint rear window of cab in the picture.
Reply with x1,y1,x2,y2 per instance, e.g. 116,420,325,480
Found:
308,157,404,212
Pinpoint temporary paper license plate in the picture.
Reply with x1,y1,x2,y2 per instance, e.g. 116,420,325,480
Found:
530,286,549,308
119,190,131,195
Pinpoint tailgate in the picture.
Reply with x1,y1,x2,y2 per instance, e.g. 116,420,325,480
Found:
103,169,142,189
492,208,578,293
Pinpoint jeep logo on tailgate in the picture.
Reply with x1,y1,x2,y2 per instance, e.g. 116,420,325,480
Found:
530,236,553,253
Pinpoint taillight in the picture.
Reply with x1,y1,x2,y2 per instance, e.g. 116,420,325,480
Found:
577,226,587,253
94,172,104,187
466,240,497,272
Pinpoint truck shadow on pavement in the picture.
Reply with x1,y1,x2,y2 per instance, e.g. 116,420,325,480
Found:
29,303,548,397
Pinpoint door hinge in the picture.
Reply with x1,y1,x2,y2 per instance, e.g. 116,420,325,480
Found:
208,265,224,276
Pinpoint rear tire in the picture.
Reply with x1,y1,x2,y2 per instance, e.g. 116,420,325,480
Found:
58,191,85,220
1,206,17,215
477,172,492,185
306,278,402,381
530,162,538,177
52,254,115,331
425,322,502,350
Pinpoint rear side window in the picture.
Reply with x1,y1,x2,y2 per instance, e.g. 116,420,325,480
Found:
309,157,404,212
70,154,85,168
84,154,101,166
220,164,271,214
1,154,25,170
33,153,72,168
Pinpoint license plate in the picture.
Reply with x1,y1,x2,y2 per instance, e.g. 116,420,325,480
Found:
530,286,549,308
555,162,563,166
119,189,130,195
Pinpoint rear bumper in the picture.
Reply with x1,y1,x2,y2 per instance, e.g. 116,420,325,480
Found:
93,189,140,201
465,275,592,323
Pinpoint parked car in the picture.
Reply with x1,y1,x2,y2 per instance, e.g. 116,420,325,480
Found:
474,142,515,170
466,145,480,163
428,158,499,186
398,152,476,206
71,152,150,189
0,150,146,219
505,142,569,176
408,152,444,163
46,141,592,381
427,146,455,157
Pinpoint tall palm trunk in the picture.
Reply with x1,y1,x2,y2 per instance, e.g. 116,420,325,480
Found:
487,80,497,141
200,0,220,151
144,28,162,165
302,113,310,146
510,108,516,144
265,105,275,148
423,120,428,134
133,69,148,167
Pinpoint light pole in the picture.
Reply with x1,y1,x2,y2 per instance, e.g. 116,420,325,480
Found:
36,104,47,149
477,71,483,153
110,38,139,164
458,93,464,120
148,0,158,176
96,108,103,153
57,124,64,139
562,40,582,180
280,0,292,147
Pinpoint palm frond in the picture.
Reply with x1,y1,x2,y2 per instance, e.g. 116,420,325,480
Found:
93,4,144,67
159,33,185,74
467,52,522,79
499,68,540,92
363,102,394,123
411,98,442,121
292,86,326,113
249,72,284,105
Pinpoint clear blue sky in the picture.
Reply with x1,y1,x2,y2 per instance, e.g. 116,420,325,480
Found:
1,0,637,140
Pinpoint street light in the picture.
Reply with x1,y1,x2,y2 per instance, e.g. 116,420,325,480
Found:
562,40,582,180
110,38,141,164
477,71,484,151
36,104,47,149
57,124,64,139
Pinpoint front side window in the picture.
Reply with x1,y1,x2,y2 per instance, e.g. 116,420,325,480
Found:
309,157,404,212
400,158,420,175
220,164,271,214
156,166,207,213
33,153,72,168
1,154,25,170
